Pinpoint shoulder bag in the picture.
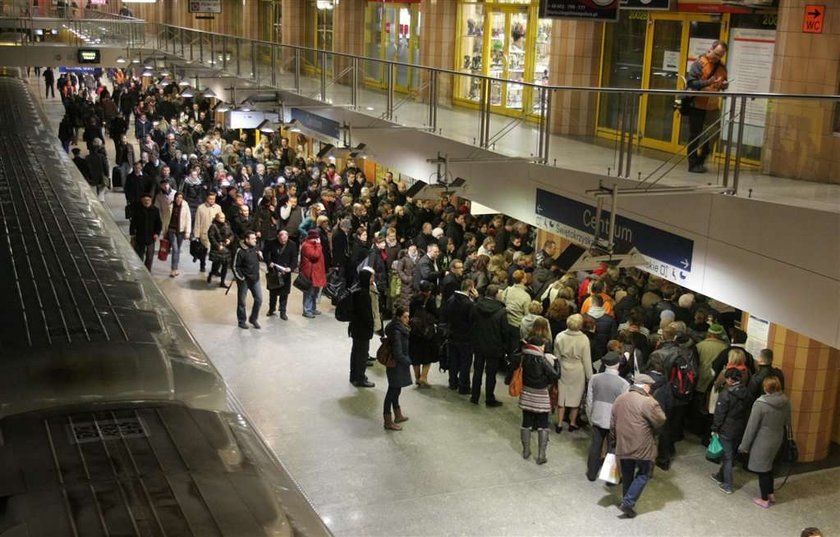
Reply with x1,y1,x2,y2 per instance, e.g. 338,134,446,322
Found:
293,272,312,291
376,336,396,368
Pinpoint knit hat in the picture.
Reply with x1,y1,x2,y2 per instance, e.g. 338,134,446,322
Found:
431,227,444,239
660,309,676,322
307,229,320,240
708,324,725,336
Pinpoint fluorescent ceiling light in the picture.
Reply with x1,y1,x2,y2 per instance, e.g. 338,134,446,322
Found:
202,87,216,98
116,56,126,64
180,87,194,98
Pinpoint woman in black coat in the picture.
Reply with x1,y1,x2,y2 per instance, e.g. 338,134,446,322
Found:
348,268,376,388
408,282,439,386
384,306,413,431
207,212,233,286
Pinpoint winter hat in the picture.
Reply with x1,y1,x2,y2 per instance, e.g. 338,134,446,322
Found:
431,227,444,239
307,229,320,240
660,309,676,322
634,374,655,386
708,324,725,337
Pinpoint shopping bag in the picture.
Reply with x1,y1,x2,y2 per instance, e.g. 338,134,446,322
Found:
598,453,620,485
508,365,523,397
157,238,170,261
707,386,720,414
706,434,724,461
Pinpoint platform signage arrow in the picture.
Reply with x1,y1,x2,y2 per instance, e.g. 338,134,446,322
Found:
802,5,825,33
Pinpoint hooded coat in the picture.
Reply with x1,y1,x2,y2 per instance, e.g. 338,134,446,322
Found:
470,296,510,357
712,382,754,440
739,392,791,472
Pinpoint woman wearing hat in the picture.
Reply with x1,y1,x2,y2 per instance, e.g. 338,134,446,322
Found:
299,228,327,318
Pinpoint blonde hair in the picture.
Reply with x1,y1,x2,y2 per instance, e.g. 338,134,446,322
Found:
727,348,746,367
566,313,584,331
528,300,543,315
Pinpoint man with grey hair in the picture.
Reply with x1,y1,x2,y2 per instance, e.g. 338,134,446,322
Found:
585,351,629,481
265,229,298,320
610,374,666,519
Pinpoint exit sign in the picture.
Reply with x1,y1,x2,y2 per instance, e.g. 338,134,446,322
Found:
802,5,825,33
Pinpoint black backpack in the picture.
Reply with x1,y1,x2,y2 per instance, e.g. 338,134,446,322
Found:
334,283,360,322
669,349,698,402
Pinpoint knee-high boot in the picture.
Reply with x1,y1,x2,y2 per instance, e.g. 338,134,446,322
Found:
413,365,421,385
520,428,532,459
394,406,409,423
536,428,550,465
420,364,431,387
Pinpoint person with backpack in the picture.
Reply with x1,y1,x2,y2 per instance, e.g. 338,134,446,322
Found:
711,368,754,494
383,306,412,431
348,267,376,388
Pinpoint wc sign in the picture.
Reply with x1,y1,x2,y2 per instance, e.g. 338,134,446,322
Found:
802,5,825,34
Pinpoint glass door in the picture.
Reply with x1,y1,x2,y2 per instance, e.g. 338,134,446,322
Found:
365,3,421,92
641,18,683,147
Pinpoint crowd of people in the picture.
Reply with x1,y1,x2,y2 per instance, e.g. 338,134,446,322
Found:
55,70,798,521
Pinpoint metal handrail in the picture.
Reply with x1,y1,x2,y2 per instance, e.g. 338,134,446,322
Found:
153,23,840,102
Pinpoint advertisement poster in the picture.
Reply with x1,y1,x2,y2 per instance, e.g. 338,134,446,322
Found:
540,0,620,21
188,0,222,14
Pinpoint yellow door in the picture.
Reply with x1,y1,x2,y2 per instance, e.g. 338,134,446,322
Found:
485,6,529,115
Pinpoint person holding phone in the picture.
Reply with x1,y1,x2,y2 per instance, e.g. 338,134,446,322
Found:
685,40,729,174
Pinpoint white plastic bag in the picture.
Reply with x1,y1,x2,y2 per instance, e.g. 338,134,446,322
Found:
598,453,620,485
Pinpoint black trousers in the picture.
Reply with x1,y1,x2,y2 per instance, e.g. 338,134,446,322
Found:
587,426,613,480
448,340,473,391
471,352,501,402
758,470,775,500
384,386,402,414
350,336,370,383
267,288,290,314
686,107,716,168
134,241,154,271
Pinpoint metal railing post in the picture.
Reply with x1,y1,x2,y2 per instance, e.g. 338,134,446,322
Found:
320,51,328,100
235,38,241,75
625,92,639,179
271,44,277,86
198,32,203,63
210,33,215,66
223,36,228,71
428,70,438,131
732,96,748,195
722,95,738,189
616,93,627,178
251,40,257,81
478,78,491,148
351,57,359,108
386,63,395,120
294,49,301,93
542,88,552,164
179,27,184,57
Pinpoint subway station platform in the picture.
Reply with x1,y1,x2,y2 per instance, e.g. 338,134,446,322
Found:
32,76,840,537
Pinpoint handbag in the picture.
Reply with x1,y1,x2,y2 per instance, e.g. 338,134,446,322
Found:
782,427,799,464
189,239,207,260
706,434,724,461
266,269,284,290
157,237,170,261
124,204,132,220
376,337,396,368
508,364,523,397
293,272,312,291
324,268,345,302
598,453,620,485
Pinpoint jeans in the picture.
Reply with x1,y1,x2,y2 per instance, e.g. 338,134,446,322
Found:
303,286,321,315
619,459,653,509
448,341,473,390
472,352,501,402
714,434,737,488
350,336,370,383
384,386,402,414
587,426,613,480
236,278,263,323
168,230,184,270
134,241,154,271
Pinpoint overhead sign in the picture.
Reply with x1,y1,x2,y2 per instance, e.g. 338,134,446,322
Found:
802,5,825,33
621,0,670,9
290,108,341,140
188,0,221,14
77,48,101,64
539,0,620,21
534,189,695,277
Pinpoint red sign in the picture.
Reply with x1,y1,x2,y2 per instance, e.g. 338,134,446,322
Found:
802,5,825,33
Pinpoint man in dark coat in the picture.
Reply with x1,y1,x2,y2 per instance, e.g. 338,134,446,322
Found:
440,259,465,303
265,230,298,320
85,138,110,201
349,268,376,388
43,67,55,98
71,148,89,181
413,243,442,292
748,349,785,400
129,193,161,271
442,278,476,395
233,231,264,330
469,284,510,405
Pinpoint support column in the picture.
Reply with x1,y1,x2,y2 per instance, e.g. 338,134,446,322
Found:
765,322,840,462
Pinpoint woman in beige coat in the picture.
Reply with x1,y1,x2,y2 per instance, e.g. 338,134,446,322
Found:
553,313,593,432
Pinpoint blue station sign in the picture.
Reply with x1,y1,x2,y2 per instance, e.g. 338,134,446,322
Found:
535,188,694,272
290,107,341,140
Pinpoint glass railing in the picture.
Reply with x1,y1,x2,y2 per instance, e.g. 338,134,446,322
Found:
16,18,835,202
0,14,145,47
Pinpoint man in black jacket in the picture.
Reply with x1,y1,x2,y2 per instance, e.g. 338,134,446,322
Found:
348,267,376,388
129,193,161,271
442,278,476,395
265,230,298,320
748,349,785,400
469,284,510,406
413,243,442,293
233,231,263,330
